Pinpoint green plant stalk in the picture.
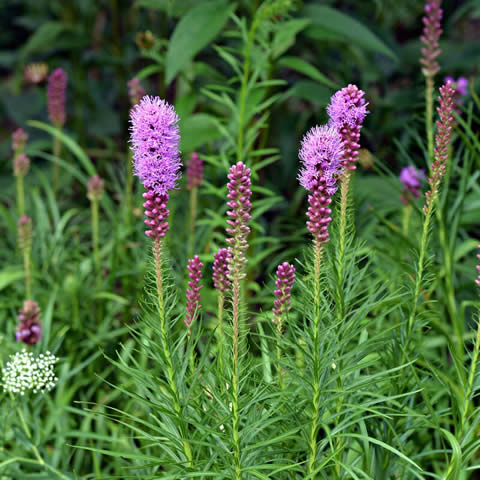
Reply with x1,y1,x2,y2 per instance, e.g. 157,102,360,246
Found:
426,76,434,166
308,241,323,477
125,151,134,227
91,198,101,290
24,245,32,299
402,203,412,237
231,274,242,480
153,238,193,467
276,320,284,389
188,186,198,258
16,173,25,217
52,135,62,194
217,293,225,376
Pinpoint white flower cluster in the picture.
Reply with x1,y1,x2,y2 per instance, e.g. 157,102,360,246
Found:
2,349,58,395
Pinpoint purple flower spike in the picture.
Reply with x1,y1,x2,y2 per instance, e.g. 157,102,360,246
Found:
13,153,30,177
226,162,252,280
186,152,204,191
298,125,344,194
273,262,296,328
47,68,67,127
444,76,468,112
186,255,203,327
128,77,146,106
16,300,42,345
425,82,454,211
400,166,425,204
12,128,28,153
143,190,170,240
475,245,480,288
130,96,182,196
213,248,231,293
420,0,443,78
306,177,335,245
327,84,369,171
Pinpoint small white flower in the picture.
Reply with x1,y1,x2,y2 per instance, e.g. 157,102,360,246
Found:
2,349,59,395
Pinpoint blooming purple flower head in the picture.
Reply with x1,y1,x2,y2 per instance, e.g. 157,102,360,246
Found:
186,152,204,191
143,191,170,240
444,76,468,112
47,68,67,127
128,77,146,106
186,255,203,327
327,84,369,171
420,0,443,78
12,128,28,153
273,262,296,328
130,96,182,196
213,248,231,293
298,125,344,195
400,166,425,204
306,178,335,245
16,300,42,345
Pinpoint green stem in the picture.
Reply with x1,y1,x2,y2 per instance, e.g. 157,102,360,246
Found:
426,76,434,167
308,242,323,477
276,321,284,390
52,135,62,195
24,246,32,299
91,198,101,290
402,203,412,237
13,398,44,465
16,174,25,217
217,293,225,377
125,151,134,227
231,275,242,480
188,186,198,258
153,238,193,467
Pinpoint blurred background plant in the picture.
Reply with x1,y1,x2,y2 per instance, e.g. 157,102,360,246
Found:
0,0,479,478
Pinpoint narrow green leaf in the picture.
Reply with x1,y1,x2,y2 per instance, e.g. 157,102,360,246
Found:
278,56,338,89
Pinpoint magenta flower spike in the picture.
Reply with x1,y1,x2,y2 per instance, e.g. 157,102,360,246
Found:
129,96,182,239
424,82,454,210
128,77,146,106
16,300,42,345
47,68,67,128
226,162,252,280
420,1,443,78
306,178,336,245
186,152,204,191
400,166,425,204
12,128,28,154
444,76,468,112
213,248,232,293
273,263,296,328
186,255,203,327
327,85,369,171
475,245,480,288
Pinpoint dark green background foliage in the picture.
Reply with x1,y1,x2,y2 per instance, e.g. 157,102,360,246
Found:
1,0,480,478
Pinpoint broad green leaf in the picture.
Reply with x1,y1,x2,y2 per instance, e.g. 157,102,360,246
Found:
278,56,338,89
21,22,67,58
0,268,24,291
303,5,397,61
165,0,235,84
179,113,222,152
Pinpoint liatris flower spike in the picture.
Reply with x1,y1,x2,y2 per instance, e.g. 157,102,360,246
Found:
47,68,67,128
226,162,252,280
87,175,105,201
327,85,368,171
130,96,181,239
186,255,203,327
13,153,30,177
400,166,425,204
187,152,204,191
12,128,28,154
18,215,33,251
444,76,468,112
424,82,454,211
128,77,146,106
273,263,296,329
476,245,480,288
420,1,443,78
213,248,232,293
16,299,42,345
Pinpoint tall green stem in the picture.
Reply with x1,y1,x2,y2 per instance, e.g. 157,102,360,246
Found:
53,135,62,195
24,247,31,299
426,76,434,166
217,293,225,376
402,203,412,237
125,151,134,227
153,238,193,467
16,174,25,217
91,198,101,289
308,242,323,477
188,186,198,258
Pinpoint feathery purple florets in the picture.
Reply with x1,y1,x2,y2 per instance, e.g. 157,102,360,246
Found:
16,300,42,345
298,125,344,194
12,128,28,153
186,152,204,191
400,166,425,204
14,153,30,177
143,189,170,240
47,68,67,127
226,162,252,281
327,84,369,171
306,178,334,245
420,0,443,78
445,76,468,112
128,77,146,106
273,262,296,328
130,96,181,196
476,245,480,288
213,248,231,293
424,82,454,211
186,255,203,327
